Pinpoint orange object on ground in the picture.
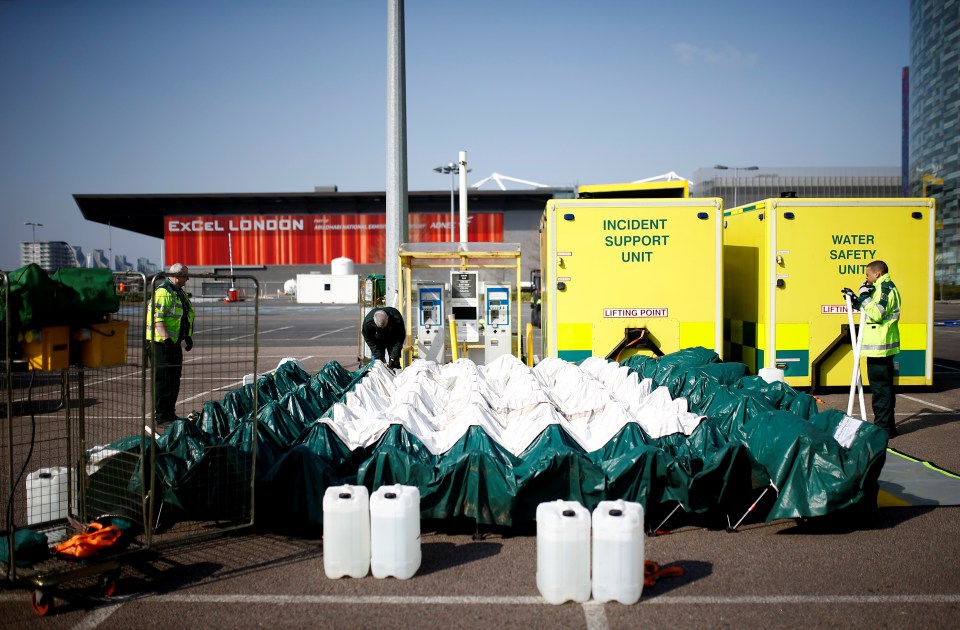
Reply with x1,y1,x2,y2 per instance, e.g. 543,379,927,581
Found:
644,561,685,588
53,522,122,559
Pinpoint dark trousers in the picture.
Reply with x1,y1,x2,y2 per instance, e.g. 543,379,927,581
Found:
867,355,897,437
151,341,183,421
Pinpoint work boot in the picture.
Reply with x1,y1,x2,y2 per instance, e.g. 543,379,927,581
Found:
153,412,176,425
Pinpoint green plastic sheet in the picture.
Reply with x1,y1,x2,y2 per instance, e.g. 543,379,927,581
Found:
85,350,886,530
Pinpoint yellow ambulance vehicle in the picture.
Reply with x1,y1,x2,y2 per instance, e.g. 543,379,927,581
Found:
540,197,723,362
723,197,935,389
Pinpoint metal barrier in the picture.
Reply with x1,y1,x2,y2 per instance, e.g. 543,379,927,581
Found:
1,270,260,615
144,272,260,547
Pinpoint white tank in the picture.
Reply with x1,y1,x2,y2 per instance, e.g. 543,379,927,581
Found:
370,484,421,579
331,257,355,276
536,500,591,604
758,367,785,383
283,279,297,295
26,467,72,525
323,485,371,579
591,499,645,604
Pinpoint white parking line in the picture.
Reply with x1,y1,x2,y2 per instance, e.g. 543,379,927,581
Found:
228,326,292,341
309,325,355,341
640,594,960,604
193,325,234,334
898,394,955,412
0,590,956,627
114,592,960,606
181,381,246,403
582,600,610,630
70,600,125,629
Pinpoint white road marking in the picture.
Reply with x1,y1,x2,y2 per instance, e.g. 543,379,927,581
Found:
309,325,355,341
898,394,955,412
2,580,959,627
582,600,610,629
228,326,292,341
180,381,247,403
87,593,960,606
70,600,126,630
639,594,960,604
193,325,234,334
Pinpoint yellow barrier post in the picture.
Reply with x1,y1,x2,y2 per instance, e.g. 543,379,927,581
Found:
525,323,535,367
448,314,459,362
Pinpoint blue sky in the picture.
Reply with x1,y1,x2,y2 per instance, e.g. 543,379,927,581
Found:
0,0,909,270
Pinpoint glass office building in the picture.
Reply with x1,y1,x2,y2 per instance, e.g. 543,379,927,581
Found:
692,167,901,206
910,0,959,285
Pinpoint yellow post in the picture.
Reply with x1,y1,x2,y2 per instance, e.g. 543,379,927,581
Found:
448,314,459,361
922,173,943,198
525,323,535,367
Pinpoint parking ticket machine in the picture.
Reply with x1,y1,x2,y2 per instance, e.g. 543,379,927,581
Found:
484,284,512,362
417,284,445,362
450,272,480,344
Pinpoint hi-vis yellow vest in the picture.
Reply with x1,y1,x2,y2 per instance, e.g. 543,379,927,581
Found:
859,272,900,357
146,281,194,342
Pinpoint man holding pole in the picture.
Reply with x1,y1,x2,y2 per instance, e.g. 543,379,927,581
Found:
842,260,901,438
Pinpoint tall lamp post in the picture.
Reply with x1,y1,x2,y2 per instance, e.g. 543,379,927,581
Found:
433,162,471,243
24,221,43,243
24,222,43,263
713,164,759,207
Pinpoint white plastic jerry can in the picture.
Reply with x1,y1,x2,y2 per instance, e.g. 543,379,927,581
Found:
26,467,71,525
591,499,645,604
322,484,371,579
370,484,421,579
536,499,591,604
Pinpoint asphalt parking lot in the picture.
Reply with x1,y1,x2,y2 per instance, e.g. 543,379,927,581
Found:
1,301,958,628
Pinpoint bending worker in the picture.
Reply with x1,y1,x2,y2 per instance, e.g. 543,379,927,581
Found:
842,259,901,439
362,306,405,369
146,263,195,423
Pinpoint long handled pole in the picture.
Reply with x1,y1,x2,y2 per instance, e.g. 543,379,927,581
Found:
845,294,857,414
845,295,866,419
855,309,867,417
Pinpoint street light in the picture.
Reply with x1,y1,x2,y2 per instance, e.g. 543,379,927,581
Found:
433,162,471,243
714,164,759,207
24,221,44,243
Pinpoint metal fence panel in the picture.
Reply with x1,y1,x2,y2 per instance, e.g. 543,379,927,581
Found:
2,270,259,610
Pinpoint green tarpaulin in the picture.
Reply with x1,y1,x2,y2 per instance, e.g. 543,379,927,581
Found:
84,348,887,531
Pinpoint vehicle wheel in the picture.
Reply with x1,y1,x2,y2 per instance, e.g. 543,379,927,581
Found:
31,590,51,617
99,570,120,597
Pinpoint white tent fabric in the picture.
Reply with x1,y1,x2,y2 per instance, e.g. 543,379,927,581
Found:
322,355,704,455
